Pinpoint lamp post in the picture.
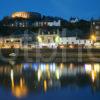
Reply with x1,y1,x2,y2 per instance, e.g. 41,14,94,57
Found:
90,34,96,47
37,35,42,43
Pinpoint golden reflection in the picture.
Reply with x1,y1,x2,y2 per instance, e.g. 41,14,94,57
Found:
94,64,100,73
44,80,47,92
10,70,28,98
11,69,14,88
85,64,100,73
46,64,50,79
56,69,60,80
85,64,99,83
60,63,64,69
47,70,50,79
69,63,74,69
46,64,49,71
20,78,23,88
91,70,96,83
12,78,28,98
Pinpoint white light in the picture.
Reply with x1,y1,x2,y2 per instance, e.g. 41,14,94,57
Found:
40,64,46,72
11,39,14,42
11,69,14,80
38,69,42,81
85,64,92,73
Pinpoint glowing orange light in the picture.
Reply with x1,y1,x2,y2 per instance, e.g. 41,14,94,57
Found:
11,78,28,98
60,45,65,49
91,34,96,41
12,12,29,19
69,45,74,49
12,85,28,98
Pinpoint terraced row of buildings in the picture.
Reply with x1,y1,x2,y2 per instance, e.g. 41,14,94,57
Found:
0,12,100,49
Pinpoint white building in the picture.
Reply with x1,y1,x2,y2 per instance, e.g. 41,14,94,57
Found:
60,37,93,48
60,37,77,44
36,34,94,48
37,34,61,48
34,20,61,27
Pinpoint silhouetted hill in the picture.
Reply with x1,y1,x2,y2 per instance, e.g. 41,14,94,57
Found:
0,13,91,38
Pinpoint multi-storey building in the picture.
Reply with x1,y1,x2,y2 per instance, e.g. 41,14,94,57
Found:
91,19,100,42
37,31,61,48
91,19,100,48
60,37,93,48
0,37,22,48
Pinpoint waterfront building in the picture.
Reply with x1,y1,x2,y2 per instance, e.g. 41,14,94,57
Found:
77,39,93,47
60,37,77,45
90,19,100,48
0,34,93,49
37,32,61,48
91,19,100,42
60,36,93,48
0,37,22,48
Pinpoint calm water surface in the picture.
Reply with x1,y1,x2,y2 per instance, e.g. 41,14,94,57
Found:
0,62,100,100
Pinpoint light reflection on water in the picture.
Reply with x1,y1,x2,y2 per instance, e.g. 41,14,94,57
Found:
0,63,100,99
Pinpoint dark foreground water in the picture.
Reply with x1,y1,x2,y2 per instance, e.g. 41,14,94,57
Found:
0,62,100,100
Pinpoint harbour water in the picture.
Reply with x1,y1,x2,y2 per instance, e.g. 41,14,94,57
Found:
0,62,100,100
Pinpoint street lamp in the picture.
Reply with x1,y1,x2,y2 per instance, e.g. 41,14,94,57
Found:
90,34,96,47
91,34,96,42
55,35,61,43
37,36,42,43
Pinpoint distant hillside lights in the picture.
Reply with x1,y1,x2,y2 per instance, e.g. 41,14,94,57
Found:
8,20,61,28
34,20,61,27
9,12,61,27
47,20,61,27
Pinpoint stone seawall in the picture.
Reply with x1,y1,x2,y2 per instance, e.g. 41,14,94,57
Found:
0,48,100,63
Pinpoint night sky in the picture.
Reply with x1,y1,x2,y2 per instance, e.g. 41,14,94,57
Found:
0,0,100,20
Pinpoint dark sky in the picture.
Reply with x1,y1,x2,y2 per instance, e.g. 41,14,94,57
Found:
0,0,100,20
